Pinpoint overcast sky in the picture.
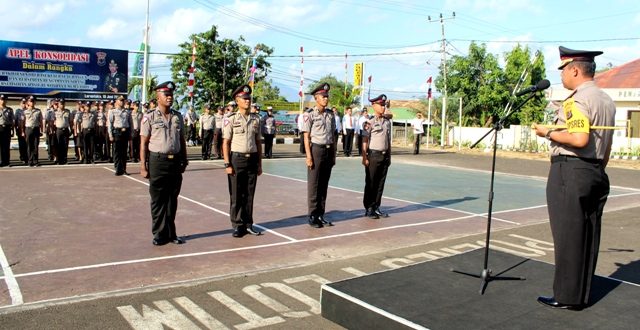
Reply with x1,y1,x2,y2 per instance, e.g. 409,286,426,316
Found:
1,0,639,100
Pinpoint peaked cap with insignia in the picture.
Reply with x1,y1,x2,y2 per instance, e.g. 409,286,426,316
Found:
558,46,603,70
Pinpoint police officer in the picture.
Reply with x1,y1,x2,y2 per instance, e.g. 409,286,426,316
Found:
362,94,394,219
223,85,263,238
14,98,28,164
213,105,224,159
95,101,107,160
199,104,215,160
22,96,43,167
0,95,14,167
80,101,97,164
54,99,71,165
261,106,276,159
533,46,616,310
130,101,143,163
140,81,188,246
109,95,133,175
302,83,336,228
185,106,198,146
44,100,57,161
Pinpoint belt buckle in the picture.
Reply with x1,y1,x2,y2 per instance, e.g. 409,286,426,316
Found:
245,153,250,157
325,144,330,149
121,128,126,132
381,151,386,154
167,154,174,159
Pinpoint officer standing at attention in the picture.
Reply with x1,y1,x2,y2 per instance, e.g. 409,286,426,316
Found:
44,100,57,161
261,106,276,159
223,85,263,238
54,99,71,165
22,96,43,167
532,46,615,311
130,101,143,163
302,83,336,228
361,94,394,219
0,95,15,167
14,98,28,164
80,101,97,164
213,105,224,159
109,96,133,175
199,104,215,160
140,81,188,246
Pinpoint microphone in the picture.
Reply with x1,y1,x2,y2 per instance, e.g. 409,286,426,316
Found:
515,79,550,97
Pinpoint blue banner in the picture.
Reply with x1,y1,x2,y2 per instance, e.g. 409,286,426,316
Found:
0,40,128,100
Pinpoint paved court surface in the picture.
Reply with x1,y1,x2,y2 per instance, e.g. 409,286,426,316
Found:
1,145,639,329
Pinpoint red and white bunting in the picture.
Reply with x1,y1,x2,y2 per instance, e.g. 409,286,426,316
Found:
188,42,196,101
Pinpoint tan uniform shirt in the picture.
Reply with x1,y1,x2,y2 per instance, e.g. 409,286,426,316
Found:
141,108,184,154
550,81,616,160
54,109,71,129
131,110,143,131
0,107,14,127
214,113,224,130
301,108,335,145
81,111,96,129
200,113,215,131
24,108,42,128
108,107,132,139
222,112,261,153
362,116,391,151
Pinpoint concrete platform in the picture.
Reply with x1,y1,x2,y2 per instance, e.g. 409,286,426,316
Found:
321,248,640,330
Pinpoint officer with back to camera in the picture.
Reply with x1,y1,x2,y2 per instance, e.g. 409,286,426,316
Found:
22,95,43,167
140,81,188,246
223,84,263,238
109,95,133,175
0,94,15,167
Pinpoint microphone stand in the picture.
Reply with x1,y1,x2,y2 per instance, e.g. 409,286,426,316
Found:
450,92,537,294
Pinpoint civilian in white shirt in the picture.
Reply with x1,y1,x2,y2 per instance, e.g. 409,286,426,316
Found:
341,106,355,156
411,112,426,154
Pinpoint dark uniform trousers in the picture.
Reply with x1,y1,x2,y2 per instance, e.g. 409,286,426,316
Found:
55,128,70,164
149,152,183,242
25,127,41,165
17,130,28,162
343,128,354,156
131,129,141,162
46,129,56,160
363,150,390,210
356,133,364,156
228,152,259,229
202,129,214,159
308,143,335,216
95,126,107,160
413,134,422,154
263,134,275,158
213,128,223,158
112,128,130,173
82,128,95,163
0,125,11,166
547,156,609,305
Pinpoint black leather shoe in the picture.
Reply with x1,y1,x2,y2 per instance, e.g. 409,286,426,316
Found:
374,208,389,218
537,296,583,310
171,237,185,244
308,216,323,228
246,225,263,236
318,215,334,226
232,226,247,238
115,172,123,176
367,208,379,219
152,238,168,246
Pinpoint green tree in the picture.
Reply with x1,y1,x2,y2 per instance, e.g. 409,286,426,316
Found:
307,74,359,113
127,76,158,101
435,42,508,127
169,26,274,110
502,45,547,125
253,79,287,103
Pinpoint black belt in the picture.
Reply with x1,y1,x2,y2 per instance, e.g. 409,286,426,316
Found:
231,152,257,158
369,149,388,155
149,151,181,161
551,155,601,164
312,143,333,149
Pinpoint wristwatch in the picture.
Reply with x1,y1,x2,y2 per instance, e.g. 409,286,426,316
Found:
545,129,553,141
224,162,231,168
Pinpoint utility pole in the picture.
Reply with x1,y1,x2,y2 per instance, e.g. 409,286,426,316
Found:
428,12,455,148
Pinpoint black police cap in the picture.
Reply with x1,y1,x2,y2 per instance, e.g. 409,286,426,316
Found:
27,95,36,102
558,46,603,70
369,94,387,105
0,94,5,100
310,83,330,96
232,84,252,99
155,81,175,92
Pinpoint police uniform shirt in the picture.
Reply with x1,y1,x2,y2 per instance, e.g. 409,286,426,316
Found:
45,108,55,123
550,81,615,160
109,108,131,129
1,106,14,127
262,115,276,135
200,113,215,130
81,111,97,129
362,116,391,151
14,108,24,126
96,111,106,127
141,108,184,154
131,111,144,131
186,111,198,126
214,113,224,130
222,113,260,153
301,108,335,145
54,109,71,128
24,108,42,127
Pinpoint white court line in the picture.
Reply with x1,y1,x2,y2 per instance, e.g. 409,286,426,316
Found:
12,213,479,279
0,245,23,305
103,167,298,242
